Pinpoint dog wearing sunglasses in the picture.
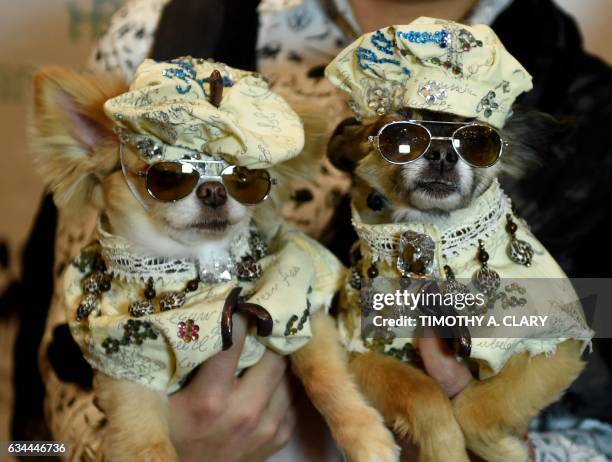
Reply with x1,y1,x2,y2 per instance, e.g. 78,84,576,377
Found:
30,63,399,462
328,106,587,462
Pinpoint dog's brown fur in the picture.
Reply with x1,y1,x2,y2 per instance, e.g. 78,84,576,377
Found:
329,110,585,461
292,312,400,462
349,341,584,462
453,340,584,462
350,351,468,462
94,373,179,462
31,68,125,214
32,68,399,462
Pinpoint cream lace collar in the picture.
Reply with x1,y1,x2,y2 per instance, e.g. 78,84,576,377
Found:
352,179,512,265
97,223,257,285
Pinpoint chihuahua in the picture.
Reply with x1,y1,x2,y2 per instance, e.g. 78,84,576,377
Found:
328,107,587,462
30,63,399,462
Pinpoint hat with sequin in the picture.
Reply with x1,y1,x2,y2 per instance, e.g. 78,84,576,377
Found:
104,57,305,167
325,17,533,128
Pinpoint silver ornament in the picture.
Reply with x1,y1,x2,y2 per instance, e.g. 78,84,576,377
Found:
129,299,156,317
159,291,187,311
472,267,500,295
505,214,534,267
135,138,163,159
237,258,262,282
366,87,391,116
397,231,435,278
350,267,362,290
76,293,99,321
443,278,471,298
418,80,448,105
507,239,534,267
248,230,268,260
82,273,103,294
443,265,481,313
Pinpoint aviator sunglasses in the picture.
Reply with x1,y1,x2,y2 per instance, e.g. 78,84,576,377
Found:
120,146,274,206
368,120,506,168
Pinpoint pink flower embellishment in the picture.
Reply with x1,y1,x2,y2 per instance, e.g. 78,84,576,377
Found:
177,319,200,343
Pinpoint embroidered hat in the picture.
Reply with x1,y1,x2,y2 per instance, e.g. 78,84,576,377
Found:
104,57,305,167
325,17,533,128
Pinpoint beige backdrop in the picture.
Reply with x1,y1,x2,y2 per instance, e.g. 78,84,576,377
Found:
0,0,611,449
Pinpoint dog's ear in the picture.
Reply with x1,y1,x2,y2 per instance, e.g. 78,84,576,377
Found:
327,114,402,173
30,67,127,214
327,117,372,173
500,105,563,178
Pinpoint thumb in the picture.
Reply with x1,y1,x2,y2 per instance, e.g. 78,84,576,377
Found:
186,314,248,400
418,329,473,398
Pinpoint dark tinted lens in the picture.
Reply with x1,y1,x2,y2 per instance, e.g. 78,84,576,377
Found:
377,122,430,163
222,166,271,205
146,162,199,201
453,125,502,167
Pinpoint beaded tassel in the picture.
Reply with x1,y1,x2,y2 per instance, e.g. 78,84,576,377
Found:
472,240,500,295
442,265,471,299
505,214,534,267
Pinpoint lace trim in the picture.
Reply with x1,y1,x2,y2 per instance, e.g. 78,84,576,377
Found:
100,238,198,284
440,190,512,259
98,225,254,284
353,222,402,265
353,180,512,264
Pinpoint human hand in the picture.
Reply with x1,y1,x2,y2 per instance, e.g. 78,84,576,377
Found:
418,329,473,398
395,332,474,461
169,315,295,462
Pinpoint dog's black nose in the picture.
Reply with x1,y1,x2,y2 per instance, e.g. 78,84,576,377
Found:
424,147,458,172
196,181,227,208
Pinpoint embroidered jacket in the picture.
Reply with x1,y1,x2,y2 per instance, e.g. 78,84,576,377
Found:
339,180,593,378
64,222,344,393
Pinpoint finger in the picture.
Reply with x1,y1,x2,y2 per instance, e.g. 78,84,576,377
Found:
230,362,291,455
270,405,296,450
236,350,288,403
253,381,292,444
250,404,296,462
262,375,293,425
418,332,473,398
187,314,248,399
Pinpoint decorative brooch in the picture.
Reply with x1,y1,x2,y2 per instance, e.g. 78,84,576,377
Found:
396,231,435,278
418,80,448,106
177,319,200,343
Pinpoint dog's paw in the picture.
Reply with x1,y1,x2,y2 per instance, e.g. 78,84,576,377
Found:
392,416,469,462
335,407,399,462
464,433,528,462
135,440,180,462
454,392,528,462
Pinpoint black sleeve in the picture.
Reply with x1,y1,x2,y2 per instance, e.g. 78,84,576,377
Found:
494,0,612,277
150,0,260,71
9,193,57,440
